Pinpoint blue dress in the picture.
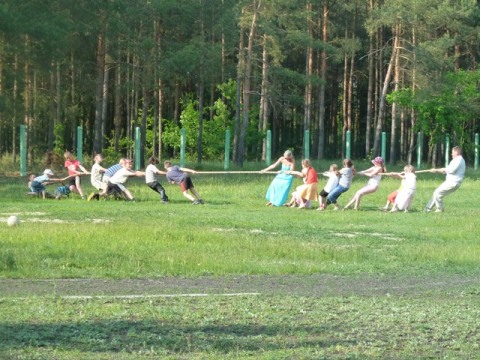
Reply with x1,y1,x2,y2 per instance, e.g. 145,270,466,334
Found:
265,164,294,206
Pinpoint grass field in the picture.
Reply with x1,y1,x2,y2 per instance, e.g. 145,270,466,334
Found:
1,161,479,359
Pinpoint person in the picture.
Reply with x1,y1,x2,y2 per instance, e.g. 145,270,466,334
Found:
324,159,356,210
285,177,312,209
424,146,465,213
64,151,89,199
260,150,295,206
99,158,125,197
105,159,145,201
344,156,385,210
88,154,107,201
317,164,339,211
28,169,69,199
164,160,204,205
288,159,318,209
384,165,417,212
145,156,169,203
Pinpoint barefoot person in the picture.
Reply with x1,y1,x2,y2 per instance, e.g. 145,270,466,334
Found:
424,146,465,213
260,150,295,206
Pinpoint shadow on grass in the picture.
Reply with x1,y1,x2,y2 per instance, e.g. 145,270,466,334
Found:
0,320,354,354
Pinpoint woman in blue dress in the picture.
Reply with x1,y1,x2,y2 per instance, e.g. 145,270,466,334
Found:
261,150,295,206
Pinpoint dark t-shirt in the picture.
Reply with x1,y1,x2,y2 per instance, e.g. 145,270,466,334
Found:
166,166,187,184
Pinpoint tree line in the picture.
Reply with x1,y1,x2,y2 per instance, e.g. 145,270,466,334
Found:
0,0,479,167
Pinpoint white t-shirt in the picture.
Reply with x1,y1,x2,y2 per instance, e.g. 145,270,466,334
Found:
401,172,416,191
445,156,465,184
145,164,159,184
338,168,353,188
323,172,339,193
90,163,103,189
110,167,133,185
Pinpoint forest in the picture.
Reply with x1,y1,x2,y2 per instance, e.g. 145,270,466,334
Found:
0,0,479,167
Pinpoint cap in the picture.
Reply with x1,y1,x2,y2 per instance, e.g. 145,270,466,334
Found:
372,157,384,165
43,169,54,176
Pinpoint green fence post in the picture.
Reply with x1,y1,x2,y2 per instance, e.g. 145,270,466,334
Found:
180,128,186,168
224,129,230,171
346,130,351,159
417,132,422,169
135,127,141,170
381,131,386,161
475,133,479,170
266,130,272,165
76,126,83,163
304,129,310,159
445,134,450,168
20,125,27,176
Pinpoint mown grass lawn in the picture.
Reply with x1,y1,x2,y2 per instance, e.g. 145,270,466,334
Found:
1,163,479,359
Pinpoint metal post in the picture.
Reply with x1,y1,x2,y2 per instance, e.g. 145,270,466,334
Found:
417,132,422,169
224,129,230,171
346,130,351,159
266,130,272,165
135,127,141,170
76,126,83,163
445,134,450,168
475,133,479,170
304,129,310,159
180,128,186,167
20,125,27,176
381,131,386,161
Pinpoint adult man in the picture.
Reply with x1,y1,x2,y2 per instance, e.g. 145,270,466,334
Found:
425,146,465,213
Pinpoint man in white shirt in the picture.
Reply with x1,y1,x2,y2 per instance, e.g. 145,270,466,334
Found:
425,146,465,213
106,159,145,201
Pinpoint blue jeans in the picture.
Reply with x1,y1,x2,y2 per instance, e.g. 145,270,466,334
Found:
326,185,349,204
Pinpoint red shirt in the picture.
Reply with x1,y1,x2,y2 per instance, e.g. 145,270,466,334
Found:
305,167,318,184
65,159,80,176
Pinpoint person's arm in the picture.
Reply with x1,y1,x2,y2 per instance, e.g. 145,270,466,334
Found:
357,166,374,176
78,164,90,174
179,167,196,174
260,157,283,172
429,167,446,174
155,169,167,176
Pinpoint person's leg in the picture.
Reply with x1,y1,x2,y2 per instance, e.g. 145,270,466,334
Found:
353,185,378,209
432,181,459,211
182,190,196,202
75,176,85,198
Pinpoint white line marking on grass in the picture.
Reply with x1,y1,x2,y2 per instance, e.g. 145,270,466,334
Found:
60,292,261,300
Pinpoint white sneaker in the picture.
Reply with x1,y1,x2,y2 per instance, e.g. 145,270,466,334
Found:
434,208,444,213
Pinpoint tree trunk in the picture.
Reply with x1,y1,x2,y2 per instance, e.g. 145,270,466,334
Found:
317,2,328,160
372,29,397,157
237,1,258,166
389,24,401,164
304,1,313,157
233,16,245,163
259,35,269,161
197,82,204,163
93,32,106,155
366,32,375,156
341,40,348,158
114,47,122,152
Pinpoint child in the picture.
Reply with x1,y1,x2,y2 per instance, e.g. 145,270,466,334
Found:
164,160,204,205
28,169,69,199
88,154,107,201
285,177,312,209
288,159,318,209
145,156,169,203
105,159,145,201
64,151,89,199
344,156,385,210
317,164,339,211
99,158,125,197
387,165,417,212
325,159,356,210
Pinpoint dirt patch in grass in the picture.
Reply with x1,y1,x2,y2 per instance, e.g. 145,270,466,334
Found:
1,273,478,298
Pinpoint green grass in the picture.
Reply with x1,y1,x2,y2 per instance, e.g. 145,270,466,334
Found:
1,165,480,358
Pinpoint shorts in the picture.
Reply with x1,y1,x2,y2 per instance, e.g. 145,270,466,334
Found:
69,176,80,187
319,189,330,197
30,181,45,193
179,177,194,192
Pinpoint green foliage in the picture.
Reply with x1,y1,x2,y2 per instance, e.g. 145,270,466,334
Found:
388,69,480,146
